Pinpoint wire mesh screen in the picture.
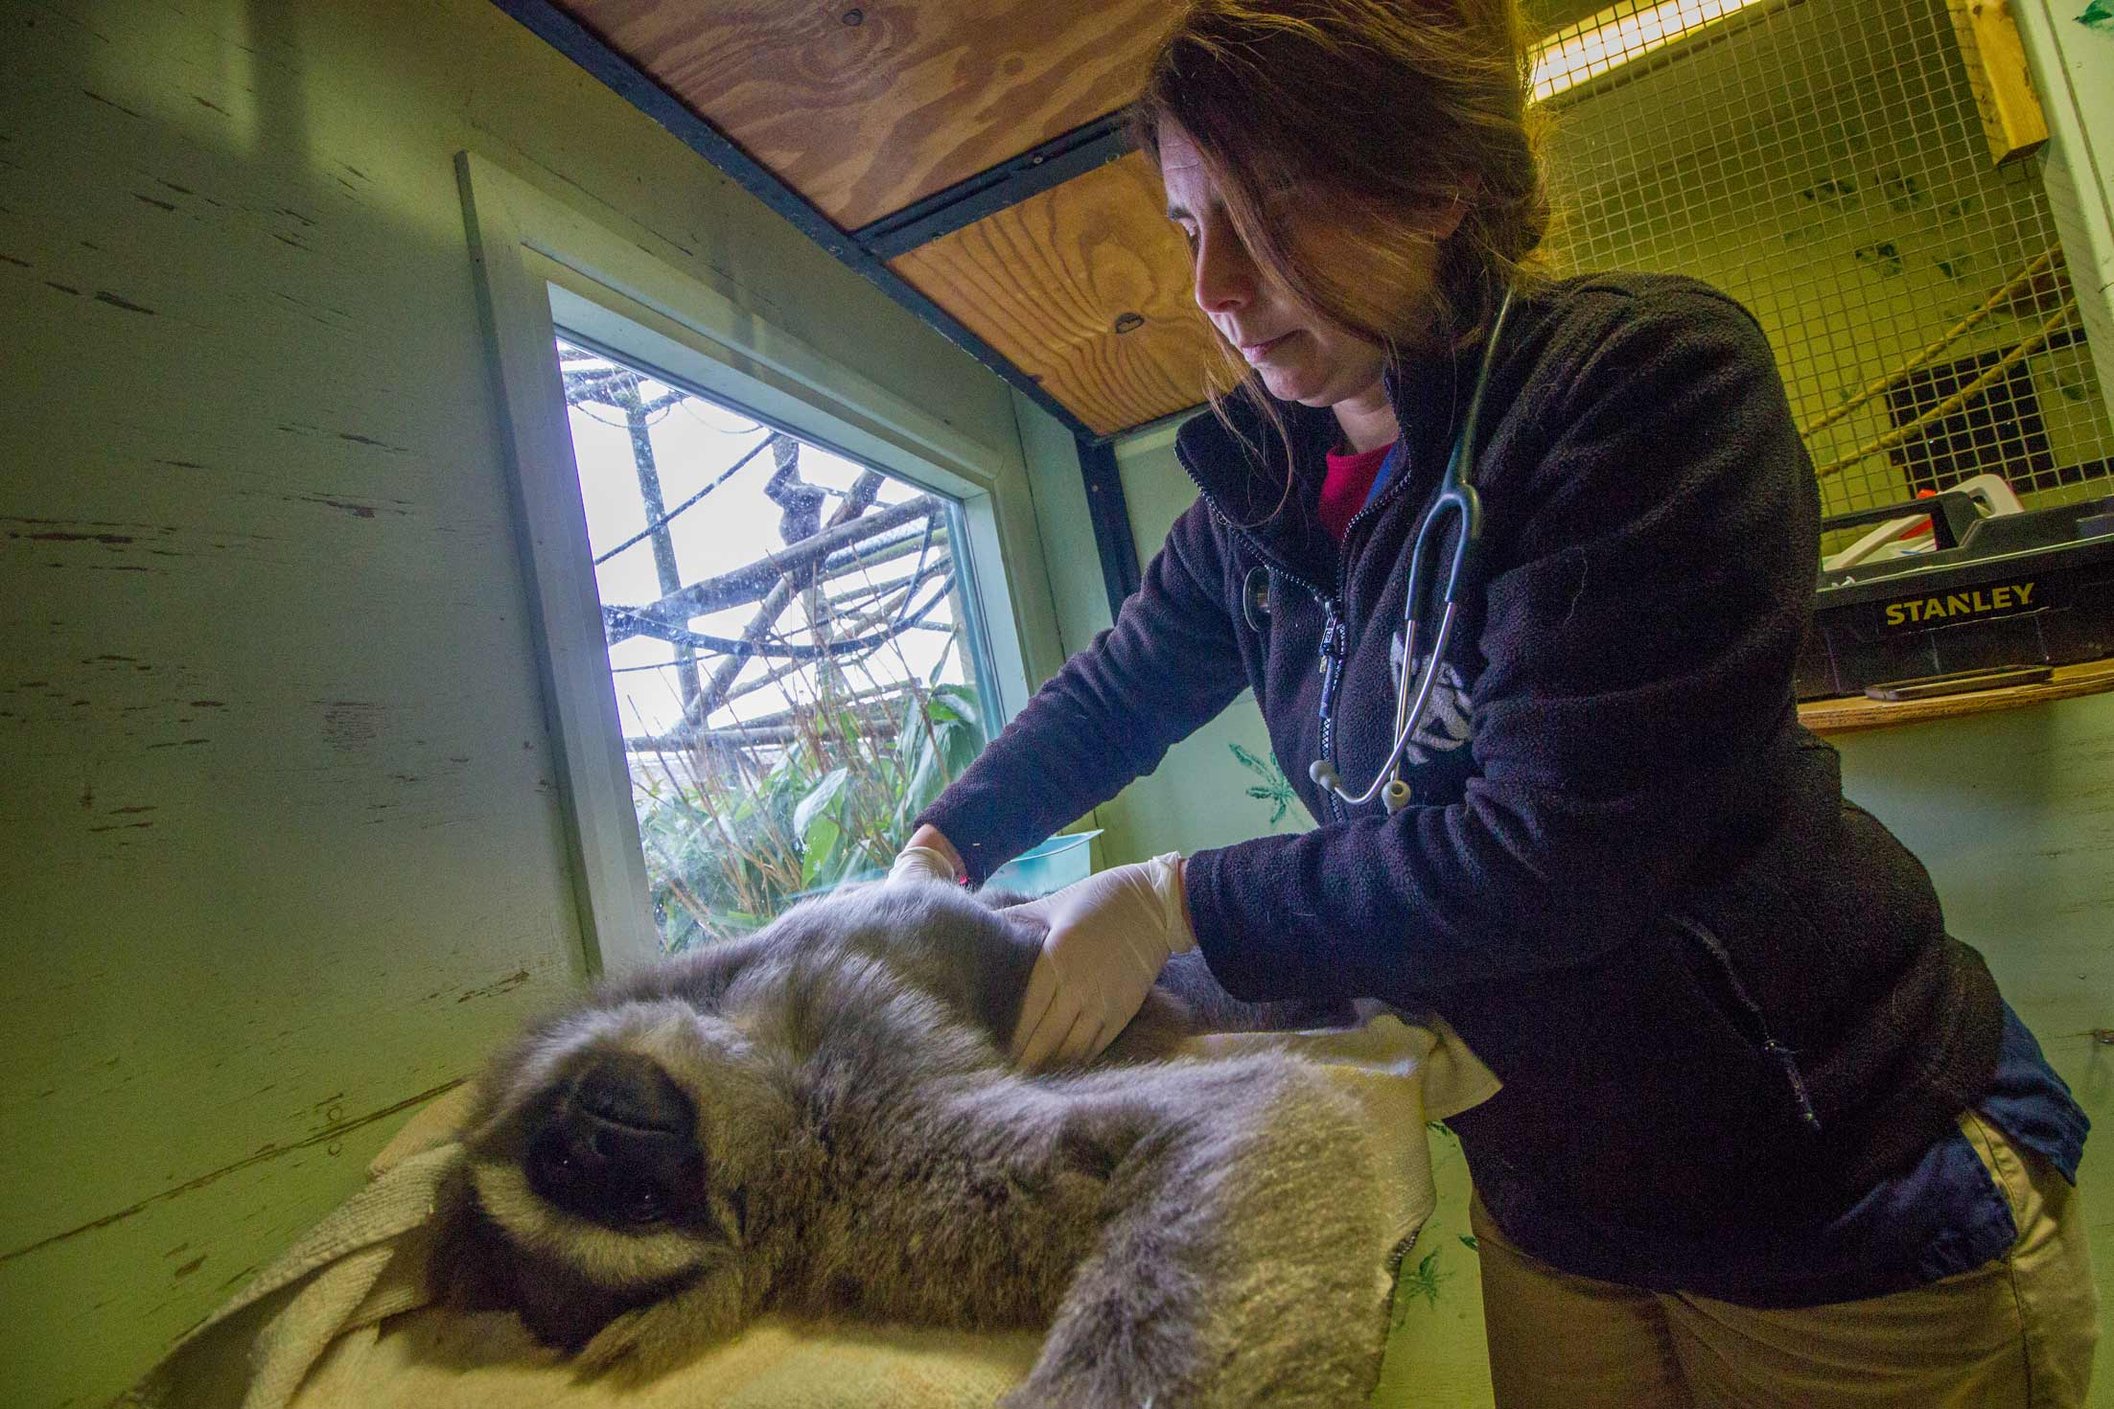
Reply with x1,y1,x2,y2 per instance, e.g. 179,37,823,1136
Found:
1536,0,2113,527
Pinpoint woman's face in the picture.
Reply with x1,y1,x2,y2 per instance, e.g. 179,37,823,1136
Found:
1158,126,1459,414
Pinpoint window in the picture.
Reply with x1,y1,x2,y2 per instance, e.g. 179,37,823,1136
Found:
457,152,1067,976
554,337,989,950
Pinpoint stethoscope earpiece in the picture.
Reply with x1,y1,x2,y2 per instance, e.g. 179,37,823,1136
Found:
1308,760,1337,788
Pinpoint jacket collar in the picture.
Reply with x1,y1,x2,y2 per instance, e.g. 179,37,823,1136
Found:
1172,345,1468,590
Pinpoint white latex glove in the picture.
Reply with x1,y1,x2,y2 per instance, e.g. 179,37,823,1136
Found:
1009,853,1194,1071
887,844,961,886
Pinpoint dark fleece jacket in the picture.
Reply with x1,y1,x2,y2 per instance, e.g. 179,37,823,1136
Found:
920,273,2001,1244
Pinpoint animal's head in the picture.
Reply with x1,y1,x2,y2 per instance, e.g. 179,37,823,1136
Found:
427,881,1036,1360
433,985,790,1358
424,880,1193,1361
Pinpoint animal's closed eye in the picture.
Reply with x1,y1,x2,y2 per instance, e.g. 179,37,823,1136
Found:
621,1180,670,1226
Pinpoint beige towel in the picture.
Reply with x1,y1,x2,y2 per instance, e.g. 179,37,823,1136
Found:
128,1015,1498,1409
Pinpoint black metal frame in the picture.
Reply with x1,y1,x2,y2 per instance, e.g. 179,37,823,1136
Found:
492,0,1152,613
1076,437,1143,618
854,113,1135,259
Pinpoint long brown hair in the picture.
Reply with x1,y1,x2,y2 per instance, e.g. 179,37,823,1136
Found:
1133,0,1550,470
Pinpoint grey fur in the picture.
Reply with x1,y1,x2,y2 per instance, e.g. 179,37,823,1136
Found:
432,883,1398,1407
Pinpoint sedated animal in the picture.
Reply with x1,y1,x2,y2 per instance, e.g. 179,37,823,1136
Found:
431,881,1401,1407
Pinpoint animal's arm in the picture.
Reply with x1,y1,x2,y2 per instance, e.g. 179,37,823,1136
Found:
575,1264,754,1375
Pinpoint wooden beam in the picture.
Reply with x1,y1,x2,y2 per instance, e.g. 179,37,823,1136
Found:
1946,0,2049,166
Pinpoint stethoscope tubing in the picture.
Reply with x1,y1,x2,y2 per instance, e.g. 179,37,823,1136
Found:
1312,286,1516,814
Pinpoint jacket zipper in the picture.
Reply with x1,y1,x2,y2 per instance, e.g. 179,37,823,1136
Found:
1670,915,1823,1134
1178,443,1421,824
1318,443,1430,820
1173,459,1349,818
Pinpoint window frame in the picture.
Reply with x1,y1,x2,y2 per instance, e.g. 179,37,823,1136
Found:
457,151,1064,977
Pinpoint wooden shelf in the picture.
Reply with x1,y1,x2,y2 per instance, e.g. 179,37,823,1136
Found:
1799,657,2114,735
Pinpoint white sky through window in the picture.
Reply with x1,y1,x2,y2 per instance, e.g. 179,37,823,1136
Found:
556,339,969,744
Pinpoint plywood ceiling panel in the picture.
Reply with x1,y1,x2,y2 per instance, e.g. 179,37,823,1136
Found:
890,152,1218,437
536,0,1654,439
561,0,1178,231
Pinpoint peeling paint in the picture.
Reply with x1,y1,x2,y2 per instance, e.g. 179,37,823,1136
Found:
293,495,376,519
79,88,146,120
320,700,381,751
456,969,532,1004
0,1078,467,1267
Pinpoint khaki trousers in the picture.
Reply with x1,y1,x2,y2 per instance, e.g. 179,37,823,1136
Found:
1473,1114,2099,1408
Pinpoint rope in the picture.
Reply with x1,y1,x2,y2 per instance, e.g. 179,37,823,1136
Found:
1812,297,2078,479
1799,245,2062,439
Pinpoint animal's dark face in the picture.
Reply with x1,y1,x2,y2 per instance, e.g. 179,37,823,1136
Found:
524,1051,706,1232
442,1001,787,1355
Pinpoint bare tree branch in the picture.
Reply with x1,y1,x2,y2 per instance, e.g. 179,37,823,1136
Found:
604,496,941,640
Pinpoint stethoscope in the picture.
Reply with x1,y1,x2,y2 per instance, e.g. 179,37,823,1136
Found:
1308,285,1516,815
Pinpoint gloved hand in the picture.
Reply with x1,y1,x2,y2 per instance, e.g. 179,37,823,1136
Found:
1009,853,1194,1071
887,826,964,886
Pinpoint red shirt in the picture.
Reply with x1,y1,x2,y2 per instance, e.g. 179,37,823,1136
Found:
1318,440,1397,542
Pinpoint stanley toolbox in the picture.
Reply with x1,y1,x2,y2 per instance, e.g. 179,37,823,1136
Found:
1795,490,2114,700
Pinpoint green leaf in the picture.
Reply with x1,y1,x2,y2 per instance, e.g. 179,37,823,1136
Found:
792,767,851,839
891,683,987,835
800,817,842,888
1391,1247,1452,1324
932,682,980,729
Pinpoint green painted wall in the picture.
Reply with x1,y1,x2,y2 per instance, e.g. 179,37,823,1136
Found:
1839,700,2114,1408
0,3,1035,1405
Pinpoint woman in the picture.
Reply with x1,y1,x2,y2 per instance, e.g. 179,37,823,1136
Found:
891,0,2097,1402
